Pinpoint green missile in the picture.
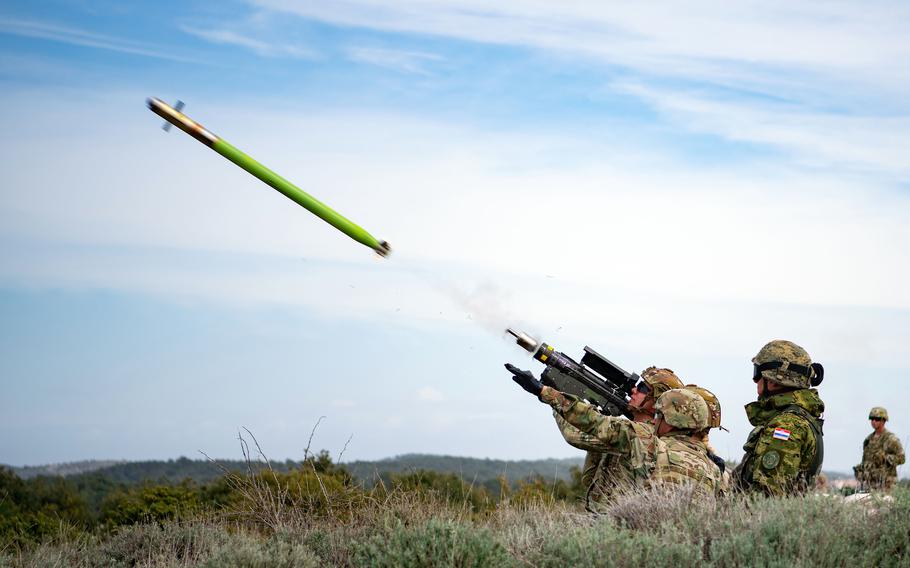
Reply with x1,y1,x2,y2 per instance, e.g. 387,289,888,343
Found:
147,97,391,257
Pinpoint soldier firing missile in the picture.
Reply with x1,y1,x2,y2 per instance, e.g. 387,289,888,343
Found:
147,97,391,257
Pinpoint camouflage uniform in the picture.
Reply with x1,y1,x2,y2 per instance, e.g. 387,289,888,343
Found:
554,413,643,511
684,384,731,495
855,407,905,492
552,367,681,511
542,387,721,497
733,340,825,496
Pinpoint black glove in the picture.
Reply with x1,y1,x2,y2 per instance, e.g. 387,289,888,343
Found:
505,363,543,396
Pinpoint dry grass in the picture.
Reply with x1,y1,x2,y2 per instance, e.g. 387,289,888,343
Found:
5,434,908,568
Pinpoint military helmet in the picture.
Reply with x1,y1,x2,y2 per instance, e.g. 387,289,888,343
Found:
684,384,722,429
654,389,709,431
752,339,822,389
869,407,889,421
640,367,684,399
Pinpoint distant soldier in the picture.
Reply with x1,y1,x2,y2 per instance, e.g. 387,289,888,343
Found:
733,340,825,496
551,367,684,510
509,368,722,498
854,407,905,492
684,384,730,494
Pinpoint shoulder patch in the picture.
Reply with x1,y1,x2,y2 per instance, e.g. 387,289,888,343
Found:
761,450,781,470
772,428,791,441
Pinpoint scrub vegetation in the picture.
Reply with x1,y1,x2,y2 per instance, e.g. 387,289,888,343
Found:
2,450,908,567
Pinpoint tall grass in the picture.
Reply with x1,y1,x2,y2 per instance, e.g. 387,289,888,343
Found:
5,477,907,568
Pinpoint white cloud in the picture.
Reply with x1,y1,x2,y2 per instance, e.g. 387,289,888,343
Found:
251,1,910,95
2,89,908,313
0,17,197,62
617,81,910,180
346,46,443,74
417,386,445,402
180,25,318,59
250,1,910,182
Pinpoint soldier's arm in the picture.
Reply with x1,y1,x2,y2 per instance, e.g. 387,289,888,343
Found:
746,417,814,496
551,411,616,452
539,386,633,451
885,434,905,466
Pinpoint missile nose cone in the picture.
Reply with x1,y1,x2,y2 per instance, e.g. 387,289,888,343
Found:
507,328,539,352
147,97,164,111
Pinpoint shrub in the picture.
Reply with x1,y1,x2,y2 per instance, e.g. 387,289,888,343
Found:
382,470,494,514
528,521,703,568
351,519,514,568
507,474,578,508
200,532,320,568
100,482,201,528
0,467,92,547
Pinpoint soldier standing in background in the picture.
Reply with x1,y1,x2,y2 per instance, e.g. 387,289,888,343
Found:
552,367,684,510
854,407,905,492
509,367,722,497
733,340,825,495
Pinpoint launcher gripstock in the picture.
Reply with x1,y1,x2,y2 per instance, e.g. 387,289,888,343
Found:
506,328,638,417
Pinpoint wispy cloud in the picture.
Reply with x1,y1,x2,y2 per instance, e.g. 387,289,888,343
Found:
251,1,910,94
180,25,318,59
251,1,910,176
0,17,197,63
417,386,445,402
346,46,443,75
617,81,910,181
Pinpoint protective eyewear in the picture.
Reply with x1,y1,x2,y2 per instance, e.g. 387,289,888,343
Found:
634,381,651,395
753,361,825,386
869,417,884,422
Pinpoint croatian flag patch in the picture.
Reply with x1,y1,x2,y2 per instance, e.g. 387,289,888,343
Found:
773,428,791,441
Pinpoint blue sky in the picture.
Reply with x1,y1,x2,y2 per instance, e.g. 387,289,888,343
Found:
1,1,909,475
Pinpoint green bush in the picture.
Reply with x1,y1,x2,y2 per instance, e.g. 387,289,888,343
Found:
383,470,494,513
351,519,514,568
100,482,201,527
507,474,579,508
200,532,320,568
0,467,92,547
706,493,908,567
526,519,701,567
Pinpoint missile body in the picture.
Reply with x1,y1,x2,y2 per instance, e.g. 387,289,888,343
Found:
147,97,390,257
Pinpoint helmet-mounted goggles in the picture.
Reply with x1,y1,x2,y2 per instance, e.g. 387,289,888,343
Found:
752,361,824,387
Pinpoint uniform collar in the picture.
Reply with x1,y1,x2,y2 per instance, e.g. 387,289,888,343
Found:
744,388,824,426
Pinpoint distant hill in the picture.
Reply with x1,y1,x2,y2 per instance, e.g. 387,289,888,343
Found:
6,454,585,486
7,455,856,485
344,454,583,483
10,460,127,479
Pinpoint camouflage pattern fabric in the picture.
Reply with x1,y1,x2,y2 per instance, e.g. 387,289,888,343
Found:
654,389,709,430
685,384,722,429
868,407,889,421
752,340,815,389
652,433,721,492
639,367,684,397
541,386,721,498
733,388,825,496
553,412,642,511
855,429,905,491
703,437,731,495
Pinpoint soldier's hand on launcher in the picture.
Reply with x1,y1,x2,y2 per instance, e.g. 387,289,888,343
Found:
505,364,543,396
